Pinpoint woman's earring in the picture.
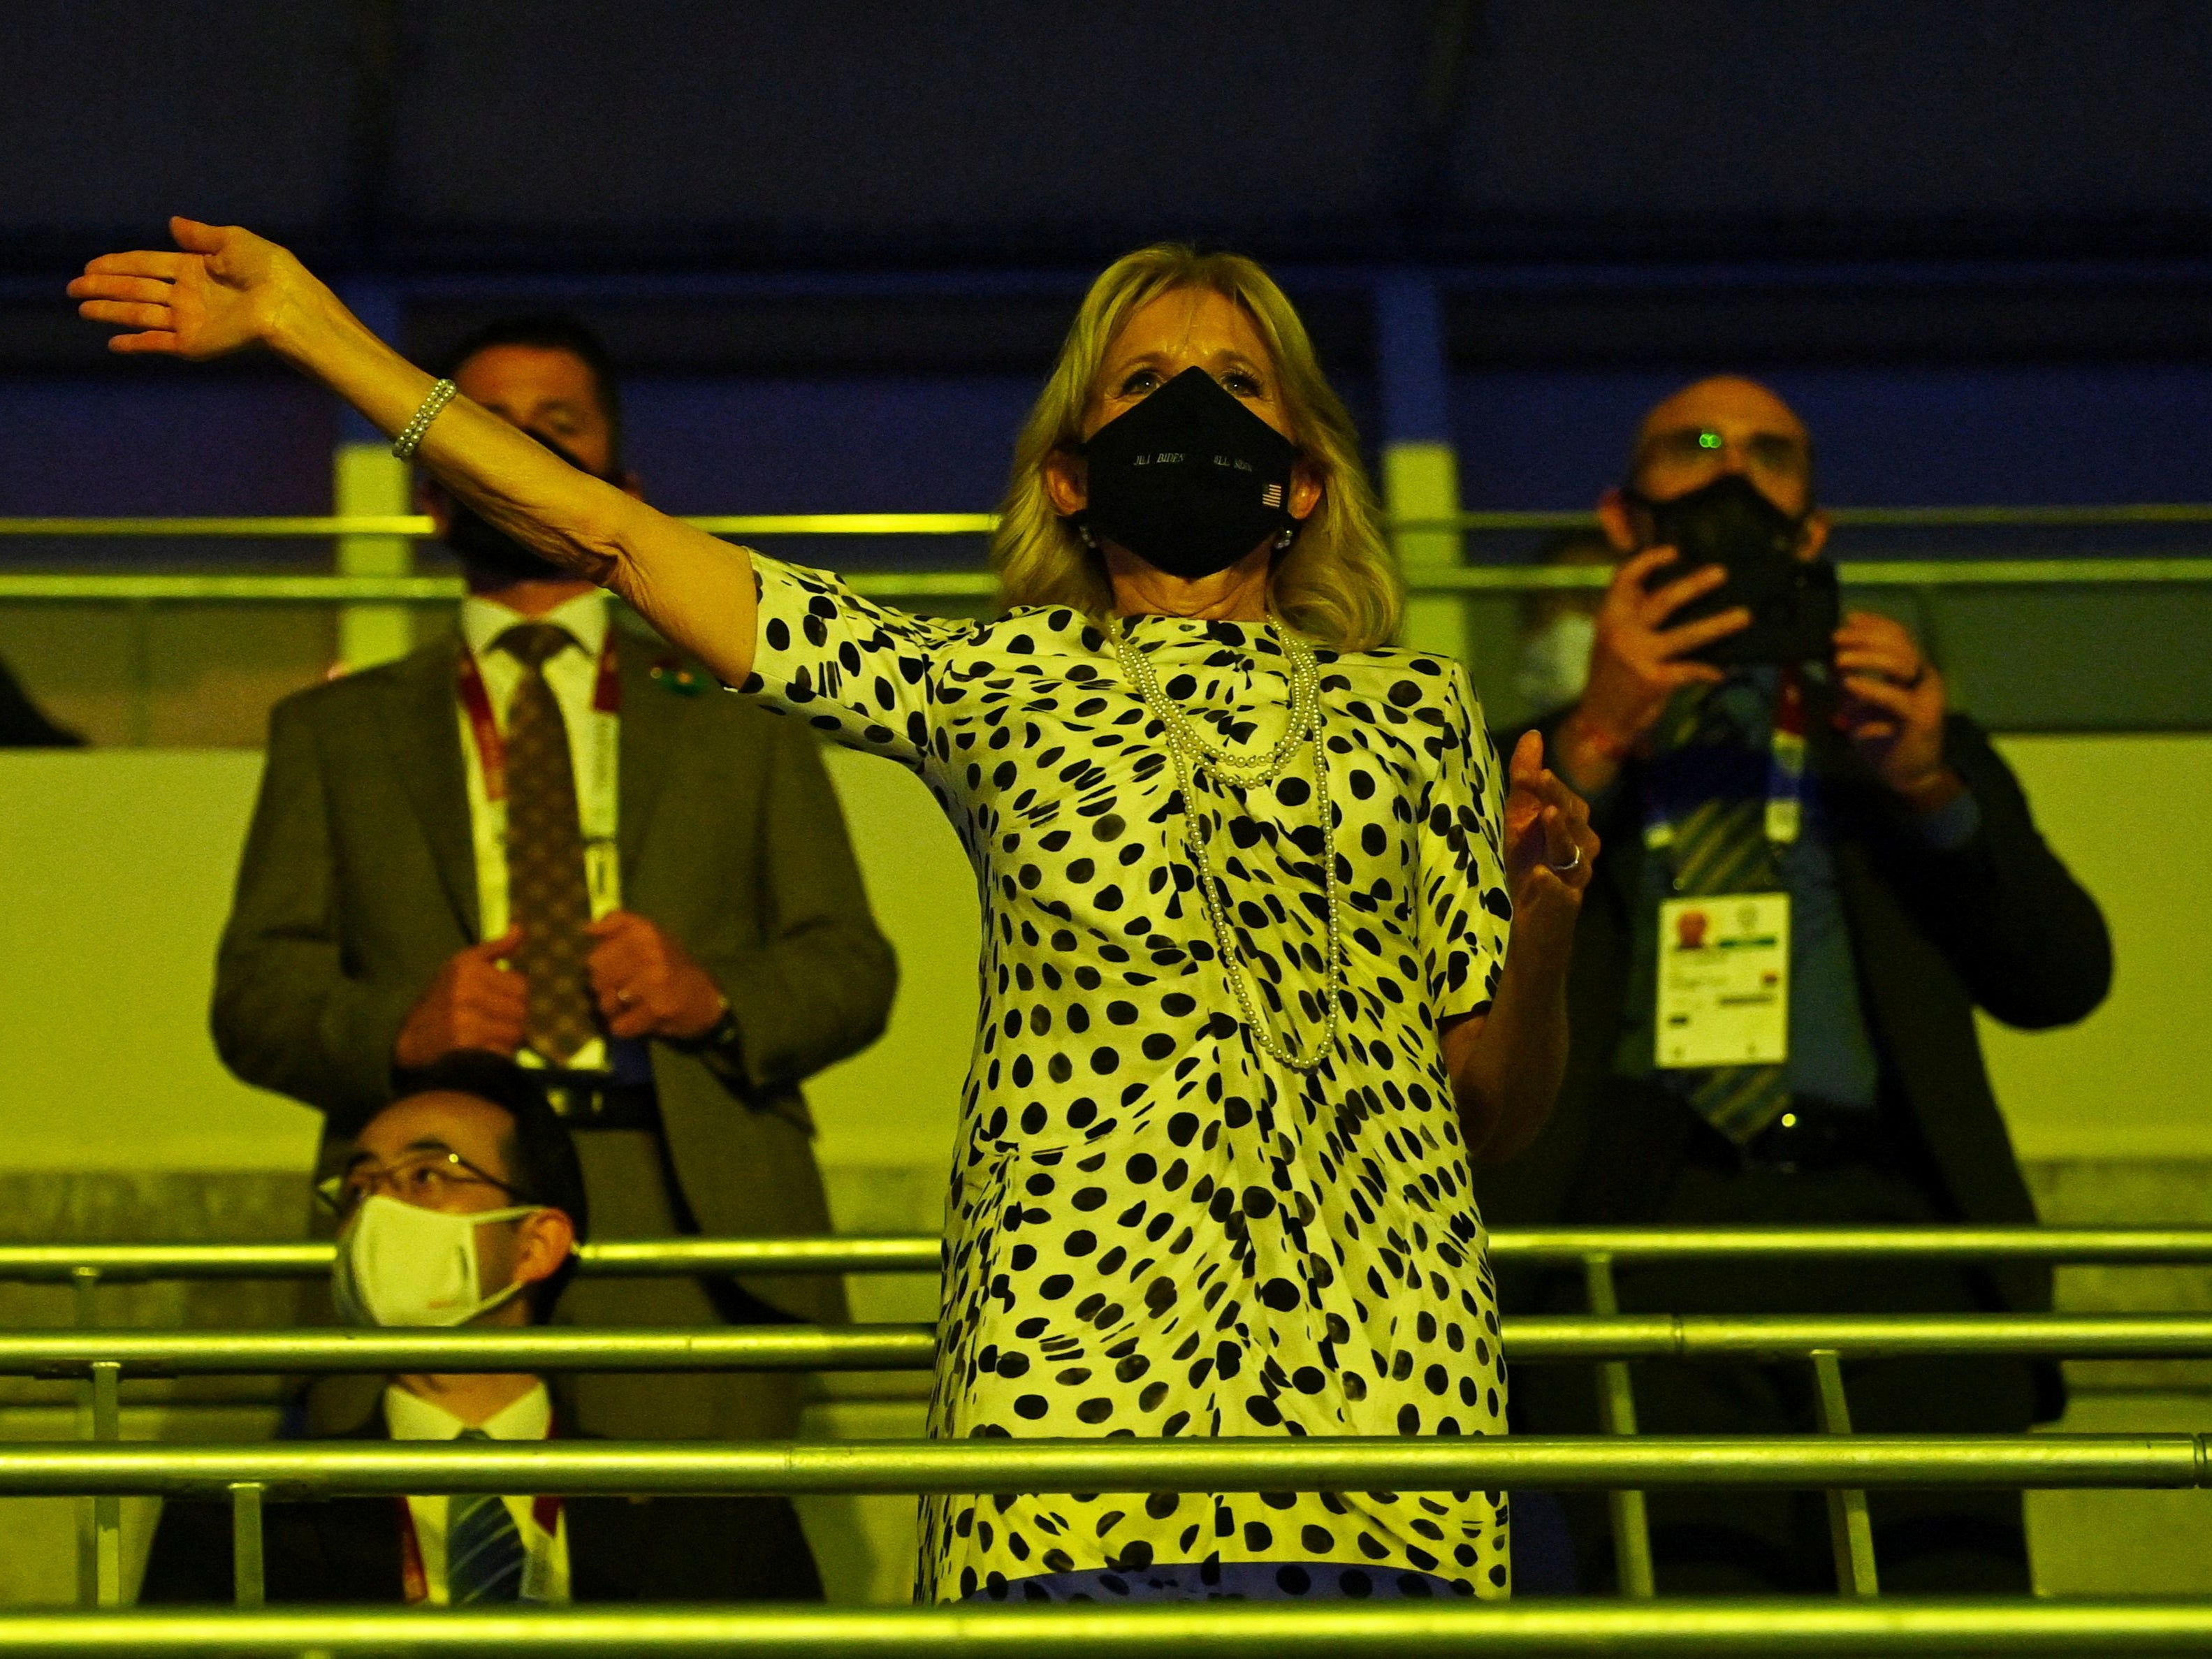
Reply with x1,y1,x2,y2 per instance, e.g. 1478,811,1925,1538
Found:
1079,521,1100,552
1274,527,1295,550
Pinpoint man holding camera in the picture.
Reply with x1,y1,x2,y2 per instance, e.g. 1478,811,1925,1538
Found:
1485,376,2111,1595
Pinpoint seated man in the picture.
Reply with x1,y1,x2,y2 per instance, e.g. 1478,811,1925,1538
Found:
140,1053,822,1605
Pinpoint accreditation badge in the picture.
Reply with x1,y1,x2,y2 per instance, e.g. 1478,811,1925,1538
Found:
1655,893,1790,1068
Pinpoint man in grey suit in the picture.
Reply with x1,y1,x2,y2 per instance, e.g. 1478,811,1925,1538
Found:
214,316,897,1443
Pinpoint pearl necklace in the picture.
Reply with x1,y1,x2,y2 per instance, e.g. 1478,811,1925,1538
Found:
1109,615,1346,1073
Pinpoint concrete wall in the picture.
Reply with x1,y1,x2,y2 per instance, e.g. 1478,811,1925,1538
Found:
4,733,2202,1175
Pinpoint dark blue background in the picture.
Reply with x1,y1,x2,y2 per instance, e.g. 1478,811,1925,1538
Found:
3,2,2210,546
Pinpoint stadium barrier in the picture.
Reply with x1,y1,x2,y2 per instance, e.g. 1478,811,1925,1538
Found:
17,1227,2212,1613
5,1599,2212,1655
5,505,2207,740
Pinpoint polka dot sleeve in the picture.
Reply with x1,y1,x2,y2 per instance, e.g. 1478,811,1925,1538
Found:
735,554,970,773
1416,662,1512,1023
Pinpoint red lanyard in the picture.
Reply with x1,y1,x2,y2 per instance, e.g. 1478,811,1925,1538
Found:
393,1430,566,1606
456,634,621,803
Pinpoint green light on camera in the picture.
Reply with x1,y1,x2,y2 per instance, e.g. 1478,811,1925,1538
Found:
1698,431,1723,451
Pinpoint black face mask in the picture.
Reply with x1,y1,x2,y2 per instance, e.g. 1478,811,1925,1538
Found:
1626,472,1839,666
441,430,611,585
1077,366,1300,580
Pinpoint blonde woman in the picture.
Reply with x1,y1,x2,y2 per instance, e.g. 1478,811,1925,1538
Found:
75,226,1598,1602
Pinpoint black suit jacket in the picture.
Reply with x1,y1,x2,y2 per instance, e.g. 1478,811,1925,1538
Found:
1480,695,2111,1314
212,626,897,1330
138,1408,823,1605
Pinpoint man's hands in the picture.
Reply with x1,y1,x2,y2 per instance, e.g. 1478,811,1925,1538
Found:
394,914,725,1070
586,912,726,1043
394,928,528,1070
1834,611,1960,812
1502,731,1600,944
68,218,311,361
1557,547,1749,791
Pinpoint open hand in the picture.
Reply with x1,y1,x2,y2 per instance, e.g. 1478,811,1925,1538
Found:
585,911,726,1042
394,928,528,1069
1573,546,1751,750
68,217,305,360
1833,611,1958,809
1503,731,1599,924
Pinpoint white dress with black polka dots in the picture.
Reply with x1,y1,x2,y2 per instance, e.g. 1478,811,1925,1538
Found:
740,556,1516,1602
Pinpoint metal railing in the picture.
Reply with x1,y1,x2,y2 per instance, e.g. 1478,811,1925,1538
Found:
7,1600,2212,1655
13,1225,2212,1287
16,1314,2212,1377
23,1424,2212,1617
7,506,2206,743
22,1226,2212,1614
1,508,2211,608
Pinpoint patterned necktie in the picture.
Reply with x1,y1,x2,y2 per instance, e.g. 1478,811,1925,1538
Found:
1653,688,1793,1146
445,1428,526,1604
496,624,598,1064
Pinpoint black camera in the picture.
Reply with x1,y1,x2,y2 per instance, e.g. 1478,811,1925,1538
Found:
1636,476,1840,667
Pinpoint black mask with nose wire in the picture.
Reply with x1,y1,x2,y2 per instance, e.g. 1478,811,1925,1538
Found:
1075,367,1301,582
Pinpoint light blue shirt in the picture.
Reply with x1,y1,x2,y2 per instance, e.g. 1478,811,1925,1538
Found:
1609,673,1978,1109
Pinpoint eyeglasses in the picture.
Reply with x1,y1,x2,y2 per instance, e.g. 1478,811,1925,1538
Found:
314,1149,521,1219
1638,425,1812,488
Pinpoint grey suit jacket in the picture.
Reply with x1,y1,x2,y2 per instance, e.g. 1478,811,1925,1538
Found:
212,624,897,1328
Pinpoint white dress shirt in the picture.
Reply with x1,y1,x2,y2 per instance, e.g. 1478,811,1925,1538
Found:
383,1380,569,1605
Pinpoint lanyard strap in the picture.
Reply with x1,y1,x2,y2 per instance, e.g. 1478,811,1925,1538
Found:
1642,666,1808,856
456,634,621,805
1763,666,1808,846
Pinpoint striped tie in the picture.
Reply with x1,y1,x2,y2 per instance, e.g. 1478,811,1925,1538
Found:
445,1429,526,1605
1654,692,1793,1146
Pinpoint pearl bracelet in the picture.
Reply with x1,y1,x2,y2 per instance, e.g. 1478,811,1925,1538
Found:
391,378,459,461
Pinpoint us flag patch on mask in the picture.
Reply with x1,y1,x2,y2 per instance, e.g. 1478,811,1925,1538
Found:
1262,483,1283,508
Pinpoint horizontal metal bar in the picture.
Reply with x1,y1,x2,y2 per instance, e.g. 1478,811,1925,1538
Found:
1,560,2208,608
0,1435,2199,1499
0,1326,937,1377
8,1313,2212,1380
1651,1314,2212,1361
1399,504,2212,531
1487,1226,2212,1265
11,1602,2212,1657
0,514,998,539
0,1235,945,1283
6,504,2211,538
15,1229,2212,1285
1416,557,2212,590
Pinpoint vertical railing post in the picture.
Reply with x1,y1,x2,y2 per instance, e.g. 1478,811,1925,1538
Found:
1810,1348,1879,1598
1582,1252,1656,1598
229,1483,266,1608
71,1266,101,1609
88,1360,124,1609
1373,273,1469,662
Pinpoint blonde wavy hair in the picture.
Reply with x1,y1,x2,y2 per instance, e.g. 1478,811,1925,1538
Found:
991,245,1402,652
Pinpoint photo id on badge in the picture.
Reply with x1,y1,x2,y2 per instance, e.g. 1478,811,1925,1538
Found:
1656,893,1790,1068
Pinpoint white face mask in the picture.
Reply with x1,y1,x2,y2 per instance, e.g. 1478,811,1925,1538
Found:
1514,611,1598,714
332,1194,545,1329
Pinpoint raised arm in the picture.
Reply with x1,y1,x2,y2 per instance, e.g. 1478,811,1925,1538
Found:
71,217,761,684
